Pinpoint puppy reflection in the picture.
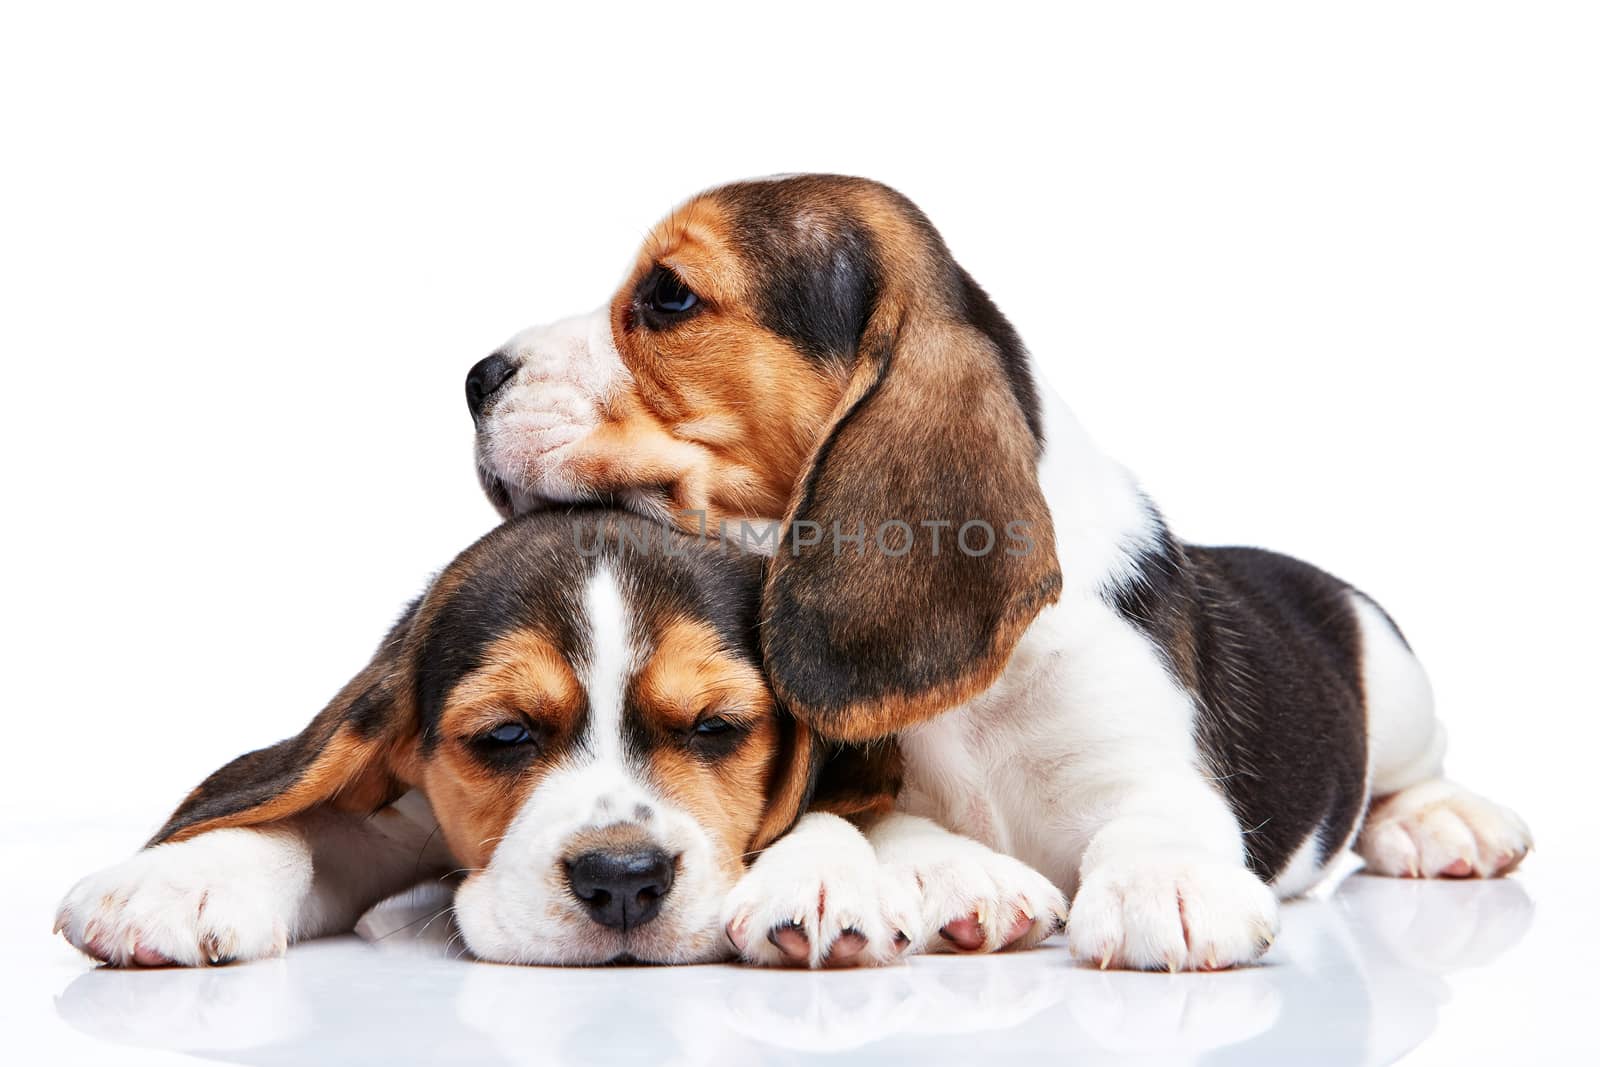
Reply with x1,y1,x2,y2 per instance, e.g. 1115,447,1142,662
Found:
56,877,1535,1067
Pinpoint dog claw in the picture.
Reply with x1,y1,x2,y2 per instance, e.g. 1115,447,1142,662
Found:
725,913,750,952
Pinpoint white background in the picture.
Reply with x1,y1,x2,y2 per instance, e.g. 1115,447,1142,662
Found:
1,3,1596,1062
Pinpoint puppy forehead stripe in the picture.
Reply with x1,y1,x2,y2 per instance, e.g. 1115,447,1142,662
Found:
579,563,637,766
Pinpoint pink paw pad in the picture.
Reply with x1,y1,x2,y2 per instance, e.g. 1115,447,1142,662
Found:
999,911,1035,948
939,914,986,951
131,942,174,967
767,922,810,964
823,929,869,968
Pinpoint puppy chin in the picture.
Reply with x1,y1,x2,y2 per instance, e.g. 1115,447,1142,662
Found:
475,452,576,519
452,871,732,966
477,467,516,518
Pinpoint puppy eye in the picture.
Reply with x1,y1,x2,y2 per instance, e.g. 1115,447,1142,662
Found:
693,717,733,737
687,714,747,758
468,719,540,770
484,722,533,745
645,268,699,316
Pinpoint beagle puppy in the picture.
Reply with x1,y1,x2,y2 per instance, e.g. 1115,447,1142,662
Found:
467,174,1534,971
59,510,1022,967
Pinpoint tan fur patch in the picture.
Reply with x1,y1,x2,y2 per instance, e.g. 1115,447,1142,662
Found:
423,628,585,868
545,197,851,529
629,618,783,878
564,821,662,860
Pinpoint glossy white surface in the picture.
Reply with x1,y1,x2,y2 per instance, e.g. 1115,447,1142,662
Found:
9,822,1592,1066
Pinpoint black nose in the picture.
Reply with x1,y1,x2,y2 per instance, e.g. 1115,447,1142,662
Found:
565,848,676,931
465,352,518,418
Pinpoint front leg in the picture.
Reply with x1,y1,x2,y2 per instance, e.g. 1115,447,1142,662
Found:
1065,777,1280,972
867,812,1067,954
56,797,449,966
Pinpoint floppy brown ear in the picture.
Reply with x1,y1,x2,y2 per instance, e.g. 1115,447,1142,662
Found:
762,288,1061,743
746,715,909,853
747,713,818,852
147,603,420,846
806,740,904,822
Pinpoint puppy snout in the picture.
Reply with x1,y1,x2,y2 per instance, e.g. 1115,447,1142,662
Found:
565,848,676,931
465,351,518,418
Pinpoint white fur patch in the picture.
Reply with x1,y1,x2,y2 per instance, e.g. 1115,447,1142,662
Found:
721,813,922,968
579,563,634,766
867,813,1067,954
477,305,628,510
56,827,309,966
1270,827,1330,899
1352,593,1443,796
55,806,453,968
1066,847,1281,972
1357,779,1532,878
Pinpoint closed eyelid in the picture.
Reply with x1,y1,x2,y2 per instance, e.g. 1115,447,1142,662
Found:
454,708,530,736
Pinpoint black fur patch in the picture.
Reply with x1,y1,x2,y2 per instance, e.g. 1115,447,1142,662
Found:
1108,512,1369,879
713,176,1045,450
414,510,768,750
716,179,882,364
809,739,905,820
950,265,1044,448
412,516,590,749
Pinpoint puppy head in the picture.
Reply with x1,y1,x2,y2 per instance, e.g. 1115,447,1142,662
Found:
151,512,815,964
429,515,810,963
471,175,1061,742
471,178,871,525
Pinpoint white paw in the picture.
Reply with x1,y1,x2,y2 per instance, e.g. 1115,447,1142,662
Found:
1067,852,1279,971
55,829,309,967
722,814,921,968
1357,779,1532,878
871,815,1067,954
912,845,1066,954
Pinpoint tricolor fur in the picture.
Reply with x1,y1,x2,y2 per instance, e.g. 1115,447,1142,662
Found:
58,509,1061,967
466,174,1532,970
59,513,816,965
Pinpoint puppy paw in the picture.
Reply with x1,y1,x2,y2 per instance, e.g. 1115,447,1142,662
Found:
870,815,1067,954
1357,779,1532,878
722,814,920,968
55,828,310,967
914,847,1067,954
1067,852,1279,972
